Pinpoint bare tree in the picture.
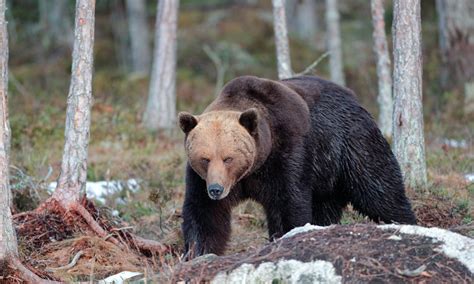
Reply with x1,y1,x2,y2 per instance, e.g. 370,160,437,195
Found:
0,2,56,282
392,0,427,189
286,0,318,44
39,0,73,49
371,0,393,138
436,0,474,114
272,0,293,79
110,1,130,72
144,0,179,131
52,0,96,208
126,0,151,75
0,0,16,268
325,0,345,85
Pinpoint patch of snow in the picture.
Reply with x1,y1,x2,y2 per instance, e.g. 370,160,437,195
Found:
97,271,142,284
465,173,474,183
48,179,140,204
379,225,474,273
441,138,468,149
387,235,402,241
282,223,328,239
212,259,342,284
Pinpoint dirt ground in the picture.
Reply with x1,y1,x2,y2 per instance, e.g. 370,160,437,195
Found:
171,224,472,283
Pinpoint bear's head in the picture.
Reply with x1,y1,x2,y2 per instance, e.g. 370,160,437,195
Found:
178,108,269,200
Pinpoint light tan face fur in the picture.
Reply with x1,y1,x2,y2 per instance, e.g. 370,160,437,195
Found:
185,111,257,200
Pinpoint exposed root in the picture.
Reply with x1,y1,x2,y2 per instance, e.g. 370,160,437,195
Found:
131,235,168,254
9,256,61,284
69,201,123,248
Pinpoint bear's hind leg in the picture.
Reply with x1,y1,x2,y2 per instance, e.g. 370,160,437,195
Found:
350,191,417,224
311,198,347,226
347,175,417,224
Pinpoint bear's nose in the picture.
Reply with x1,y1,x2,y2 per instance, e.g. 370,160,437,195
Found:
207,183,224,200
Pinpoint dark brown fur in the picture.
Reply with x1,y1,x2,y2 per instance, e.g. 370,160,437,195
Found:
179,75,416,257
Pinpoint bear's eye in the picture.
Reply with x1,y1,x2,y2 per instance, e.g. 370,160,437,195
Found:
201,158,210,166
223,157,233,164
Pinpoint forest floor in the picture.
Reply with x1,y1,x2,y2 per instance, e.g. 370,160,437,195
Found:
4,2,473,282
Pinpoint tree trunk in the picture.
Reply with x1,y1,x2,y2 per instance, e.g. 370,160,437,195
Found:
0,0,17,265
39,0,73,49
325,0,345,85
286,0,318,44
52,0,95,207
272,0,293,79
371,0,393,138
143,0,179,131
110,1,130,73
126,0,151,75
435,0,474,114
392,0,427,189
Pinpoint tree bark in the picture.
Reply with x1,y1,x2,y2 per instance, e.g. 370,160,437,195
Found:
325,0,345,85
126,0,151,75
52,0,95,207
435,0,474,114
371,0,393,138
392,0,427,189
0,0,17,265
272,0,293,80
0,3,56,282
144,0,179,131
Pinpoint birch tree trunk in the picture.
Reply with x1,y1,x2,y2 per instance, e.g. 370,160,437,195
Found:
143,0,179,131
371,0,393,138
52,0,95,207
392,0,427,189
126,0,151,75
435,0,474,114
272,0,293,80
325,0,345,85
0,0,17,266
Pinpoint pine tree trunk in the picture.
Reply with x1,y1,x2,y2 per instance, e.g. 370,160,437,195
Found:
110,1,130,73
272,0,293,80
126,0,151,75
435,0,474,114
371,0,393,138
0,0,18,265
392,0,427,189
144,0,179,131
287,0,318,44
39,0,73,48
325,0,345,85
53,0,96,207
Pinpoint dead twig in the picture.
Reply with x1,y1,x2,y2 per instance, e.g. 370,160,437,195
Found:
295,52,330,76
46,250,84,273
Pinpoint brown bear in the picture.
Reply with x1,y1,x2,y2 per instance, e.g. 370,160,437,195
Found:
178,75,416,257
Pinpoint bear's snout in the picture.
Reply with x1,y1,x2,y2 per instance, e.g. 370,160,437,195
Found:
207,183,224,200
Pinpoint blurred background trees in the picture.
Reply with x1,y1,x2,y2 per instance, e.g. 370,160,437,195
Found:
435,0,474,115
126,0,151,75
1,0,473,281
143,0,179,132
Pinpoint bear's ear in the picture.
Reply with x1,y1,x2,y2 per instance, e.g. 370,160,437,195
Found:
178,112,198,134
239,108,259,135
